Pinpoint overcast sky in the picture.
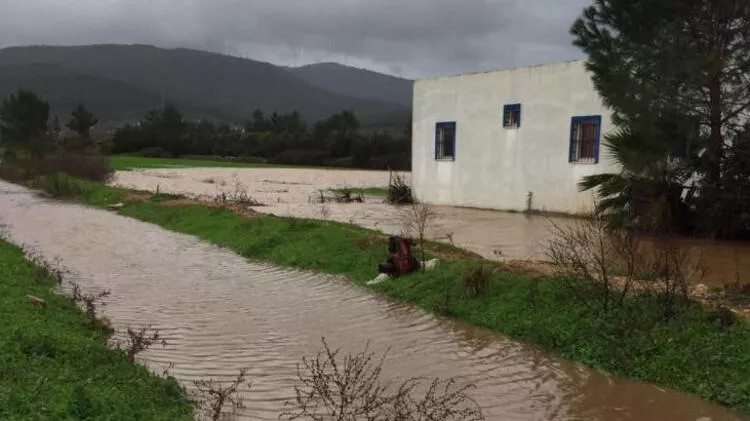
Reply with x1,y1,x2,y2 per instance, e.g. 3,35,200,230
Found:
0,0,591,79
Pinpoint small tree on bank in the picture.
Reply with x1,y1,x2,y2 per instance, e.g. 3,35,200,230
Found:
399,201,436,270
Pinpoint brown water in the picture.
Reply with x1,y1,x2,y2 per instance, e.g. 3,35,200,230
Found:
113,168,750,287
0,180,744,420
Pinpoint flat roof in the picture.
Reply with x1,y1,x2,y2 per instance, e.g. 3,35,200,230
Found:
416,59,586,82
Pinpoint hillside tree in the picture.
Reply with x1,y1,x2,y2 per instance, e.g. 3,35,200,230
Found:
67,103,98,138
156,104,186,157
0,90,51,158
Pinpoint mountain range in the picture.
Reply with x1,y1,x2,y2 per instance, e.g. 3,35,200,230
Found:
0,44,413,131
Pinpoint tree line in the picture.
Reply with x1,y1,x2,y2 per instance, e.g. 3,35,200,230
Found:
0,90,98,159
572,0,750,239
0,90,112,183
110,106,411,170
0,89,411,172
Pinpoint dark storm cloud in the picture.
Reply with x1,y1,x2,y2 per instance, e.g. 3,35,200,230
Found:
0,0,590,78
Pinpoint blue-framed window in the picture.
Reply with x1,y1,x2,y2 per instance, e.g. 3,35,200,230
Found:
569,116,601,163
503,104,521,128
435,122,456,161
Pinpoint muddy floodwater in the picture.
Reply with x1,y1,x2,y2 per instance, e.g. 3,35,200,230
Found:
113,167,750,287
0,180,744,420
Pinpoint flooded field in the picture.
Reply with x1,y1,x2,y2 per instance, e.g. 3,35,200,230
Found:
113,167,750,287
0,180,745,420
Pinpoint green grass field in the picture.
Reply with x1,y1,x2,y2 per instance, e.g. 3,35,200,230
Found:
360,187,389,196
108,155,378,172
26,174,750,416
0,237,194,420
109,155,277,171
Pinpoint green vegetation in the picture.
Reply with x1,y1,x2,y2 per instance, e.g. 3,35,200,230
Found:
360,187,389,196
30,176,750,416
0,90,51,159
109,155,276,171
108,155,362,172
110,107,411,170
572,1,750,238
0,237,193,420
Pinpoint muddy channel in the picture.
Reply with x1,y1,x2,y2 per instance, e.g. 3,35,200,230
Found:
0,180,745,420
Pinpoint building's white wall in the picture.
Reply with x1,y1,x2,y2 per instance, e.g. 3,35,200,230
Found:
412,60,619,214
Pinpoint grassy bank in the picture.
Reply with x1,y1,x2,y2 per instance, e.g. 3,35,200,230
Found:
0,237,193,420
25,175,750,415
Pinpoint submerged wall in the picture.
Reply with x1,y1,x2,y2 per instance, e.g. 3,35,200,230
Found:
411,60,619,214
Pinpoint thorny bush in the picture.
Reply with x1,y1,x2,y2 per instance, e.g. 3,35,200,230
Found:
70,282,112,333
193,368,250,421
281,338,484,421
546,210,701,319
116,325,167,364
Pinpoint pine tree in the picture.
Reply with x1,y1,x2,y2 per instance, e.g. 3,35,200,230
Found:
571,0,750,186
66,103,98,138
0,90,51,158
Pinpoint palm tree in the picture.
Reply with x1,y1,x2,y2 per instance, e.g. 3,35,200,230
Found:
579,127,695,232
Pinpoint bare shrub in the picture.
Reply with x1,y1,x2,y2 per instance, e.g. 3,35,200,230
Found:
322,187,365,203
71,282,111,328
116,325,166,363
193,368,250,421
283,339,391,420
546,212,630,313
399,201,436,271
162,362,175,378
640,236,703,319
546,210,701,318
389,378,484,421
387,172,414,204
312,187,364,204
462,265,493,298
281,338,484,421
26,254,64,285
214,182,263,206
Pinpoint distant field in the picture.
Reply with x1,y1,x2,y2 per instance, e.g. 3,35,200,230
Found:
360,187,389,196
108,155,386,172
109,155,276,171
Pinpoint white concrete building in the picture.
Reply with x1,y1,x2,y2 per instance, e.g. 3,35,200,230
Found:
411,60,619,214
